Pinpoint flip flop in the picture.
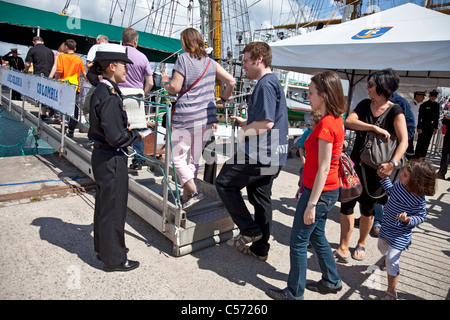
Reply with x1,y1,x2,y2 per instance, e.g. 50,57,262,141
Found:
381,291,397,300
352,245,366,261
333,250,350,264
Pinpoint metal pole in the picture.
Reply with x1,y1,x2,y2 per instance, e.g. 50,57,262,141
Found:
162,104,170,233
153,104,159,158
21,93,26,123
8,88,12,112
59,114,66,156
37,102,41,126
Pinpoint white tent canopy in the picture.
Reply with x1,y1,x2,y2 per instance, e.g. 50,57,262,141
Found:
270,3,450,100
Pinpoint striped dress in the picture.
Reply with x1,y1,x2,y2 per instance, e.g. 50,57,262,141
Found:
379,178,427,251
171,52,217,130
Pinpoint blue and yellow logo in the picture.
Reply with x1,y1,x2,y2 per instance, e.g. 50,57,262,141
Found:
351,27,393,40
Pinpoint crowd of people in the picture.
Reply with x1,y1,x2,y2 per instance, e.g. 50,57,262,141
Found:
2,27,447,300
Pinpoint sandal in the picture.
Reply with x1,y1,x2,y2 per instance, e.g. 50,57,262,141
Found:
352,245,366,261
182,190,205,210
333,250,350,264
381,291,397,300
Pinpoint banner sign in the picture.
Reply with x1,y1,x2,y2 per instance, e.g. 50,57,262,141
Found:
1,68,76,116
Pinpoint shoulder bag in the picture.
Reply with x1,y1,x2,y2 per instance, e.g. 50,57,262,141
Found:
338,151,363,203
360,105,405,169
359,104,406,198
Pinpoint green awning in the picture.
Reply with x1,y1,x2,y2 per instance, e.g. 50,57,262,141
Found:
0,1,182,63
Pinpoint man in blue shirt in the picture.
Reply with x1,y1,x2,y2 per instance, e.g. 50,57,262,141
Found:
215,42,288,260
391,92,415,143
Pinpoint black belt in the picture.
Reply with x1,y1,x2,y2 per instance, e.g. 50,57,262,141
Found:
94,144,123,152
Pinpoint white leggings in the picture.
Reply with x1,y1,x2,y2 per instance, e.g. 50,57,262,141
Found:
169,125,212,187
377,238,402,277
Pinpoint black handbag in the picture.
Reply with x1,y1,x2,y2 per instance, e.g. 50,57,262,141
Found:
359,104,405,198
360,105,406,170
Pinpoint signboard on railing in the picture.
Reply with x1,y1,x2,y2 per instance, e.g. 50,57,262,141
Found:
1,68,76,116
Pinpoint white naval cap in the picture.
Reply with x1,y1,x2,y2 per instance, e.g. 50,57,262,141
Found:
93,43,133,64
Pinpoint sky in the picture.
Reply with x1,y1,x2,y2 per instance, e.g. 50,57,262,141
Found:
0,0,427,57
2,0,425,54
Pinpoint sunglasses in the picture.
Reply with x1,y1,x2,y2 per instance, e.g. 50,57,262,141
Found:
367,81,376,88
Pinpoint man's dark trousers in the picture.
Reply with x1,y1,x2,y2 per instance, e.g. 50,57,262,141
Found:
216,152,281,256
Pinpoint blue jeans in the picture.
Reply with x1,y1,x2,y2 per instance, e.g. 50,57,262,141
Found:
287,187,342,299
131,129,146,165
373,203,383,228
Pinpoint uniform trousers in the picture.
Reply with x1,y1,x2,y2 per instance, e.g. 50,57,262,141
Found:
92,146,129,267
414,127,434,158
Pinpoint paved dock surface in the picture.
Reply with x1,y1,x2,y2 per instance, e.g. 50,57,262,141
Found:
1,151,449,301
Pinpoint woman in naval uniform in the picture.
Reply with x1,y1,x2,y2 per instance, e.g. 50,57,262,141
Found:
88,44,148,272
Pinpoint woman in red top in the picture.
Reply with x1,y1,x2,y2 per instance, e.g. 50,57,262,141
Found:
266,71,346,300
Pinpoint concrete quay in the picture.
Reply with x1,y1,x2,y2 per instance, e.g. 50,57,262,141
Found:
0,151,449,301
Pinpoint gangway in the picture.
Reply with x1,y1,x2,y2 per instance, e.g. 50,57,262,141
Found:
1,87,239,257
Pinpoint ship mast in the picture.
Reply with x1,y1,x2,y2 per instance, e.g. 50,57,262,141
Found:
210,0,222,60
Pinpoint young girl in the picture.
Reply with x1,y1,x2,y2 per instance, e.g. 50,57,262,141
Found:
377,159,437,300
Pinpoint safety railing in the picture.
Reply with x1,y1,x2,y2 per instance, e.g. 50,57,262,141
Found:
1,66,246,251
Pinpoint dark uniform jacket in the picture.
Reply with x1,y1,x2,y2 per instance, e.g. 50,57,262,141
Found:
417,99,440,131
88,78,141,148
2,54,25,71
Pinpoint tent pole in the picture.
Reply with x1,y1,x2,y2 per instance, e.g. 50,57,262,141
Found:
346,69,355,114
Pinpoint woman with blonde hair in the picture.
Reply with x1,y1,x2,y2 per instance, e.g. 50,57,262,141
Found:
161,28,235,209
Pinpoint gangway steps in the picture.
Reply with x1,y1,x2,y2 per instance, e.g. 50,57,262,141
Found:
2,95,238,256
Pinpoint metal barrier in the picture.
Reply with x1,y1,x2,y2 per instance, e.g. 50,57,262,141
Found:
1,68,239,256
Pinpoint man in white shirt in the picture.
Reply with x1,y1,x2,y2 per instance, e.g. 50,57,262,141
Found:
86,35,109,69
407,91,426,157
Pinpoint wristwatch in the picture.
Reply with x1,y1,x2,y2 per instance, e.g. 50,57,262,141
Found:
390,159,399,168
307,201,317,207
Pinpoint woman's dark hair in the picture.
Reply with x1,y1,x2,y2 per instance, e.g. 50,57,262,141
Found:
87,60,114,86
310,71,347,118
369,68,399,100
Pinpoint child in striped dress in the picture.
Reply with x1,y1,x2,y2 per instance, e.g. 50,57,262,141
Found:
377,159,437,300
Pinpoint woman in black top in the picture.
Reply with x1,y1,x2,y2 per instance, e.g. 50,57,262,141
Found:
88,44,145,272
335,69,408,262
